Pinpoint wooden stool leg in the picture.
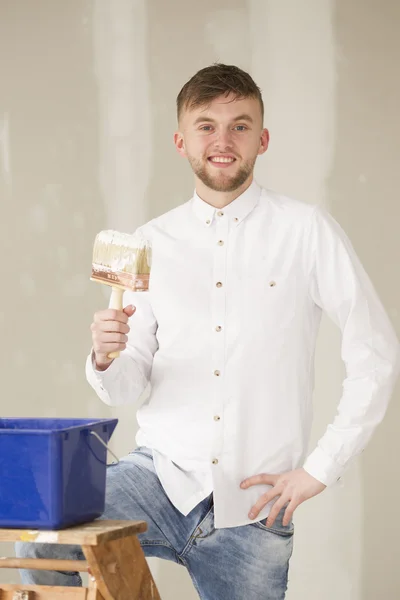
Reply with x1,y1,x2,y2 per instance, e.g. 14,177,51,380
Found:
87,573,105,600
83,535,161,600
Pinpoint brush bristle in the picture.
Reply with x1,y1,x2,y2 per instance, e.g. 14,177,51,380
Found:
92,230,151,274
91,229,151,292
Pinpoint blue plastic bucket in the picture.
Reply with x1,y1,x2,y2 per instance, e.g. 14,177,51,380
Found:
0,418,118,529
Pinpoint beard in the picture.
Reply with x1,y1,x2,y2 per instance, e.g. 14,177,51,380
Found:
186,153,257,193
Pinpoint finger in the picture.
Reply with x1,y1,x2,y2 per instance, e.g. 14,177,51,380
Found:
95,321,130,334
95,333,128,346
94,309,129,324
241,473,279,489
248,488,282,520
265,497,289,527
282,500,297,526
94,342,127,355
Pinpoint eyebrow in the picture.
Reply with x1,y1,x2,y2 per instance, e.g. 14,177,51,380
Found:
193,113,254,125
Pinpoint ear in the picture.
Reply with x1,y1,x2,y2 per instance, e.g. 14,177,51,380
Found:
258,128,270,156
174,131,187,158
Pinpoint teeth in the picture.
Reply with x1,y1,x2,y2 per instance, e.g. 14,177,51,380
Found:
210,157,235,163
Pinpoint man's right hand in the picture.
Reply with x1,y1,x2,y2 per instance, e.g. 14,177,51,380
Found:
90,304,136,371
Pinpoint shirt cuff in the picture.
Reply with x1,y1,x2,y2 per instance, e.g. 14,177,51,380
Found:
85,349,120,404
85,348,149,407
303,446,343,487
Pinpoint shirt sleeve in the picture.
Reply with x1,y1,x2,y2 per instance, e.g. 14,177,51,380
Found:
302,204,400,486
85,287,159,407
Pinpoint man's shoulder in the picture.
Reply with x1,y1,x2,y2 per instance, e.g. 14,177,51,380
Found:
260,187,317,217
136,198,192,236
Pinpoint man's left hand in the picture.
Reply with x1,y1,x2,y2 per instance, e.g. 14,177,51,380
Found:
240,468,326,526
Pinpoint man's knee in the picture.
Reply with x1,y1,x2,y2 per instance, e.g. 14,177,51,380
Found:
15,541,84,561
15,541,39,559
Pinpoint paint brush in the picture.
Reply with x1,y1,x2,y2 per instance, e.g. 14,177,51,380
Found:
90,230,152,359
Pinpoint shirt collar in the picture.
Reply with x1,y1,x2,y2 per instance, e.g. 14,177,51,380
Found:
191,179,261,227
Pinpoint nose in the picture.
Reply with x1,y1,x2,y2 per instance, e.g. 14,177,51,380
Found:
214,127,234,150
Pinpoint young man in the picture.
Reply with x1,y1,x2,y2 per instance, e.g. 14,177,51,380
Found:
17,64,399,599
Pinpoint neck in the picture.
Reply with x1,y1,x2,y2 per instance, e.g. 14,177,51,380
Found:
195,175,254,209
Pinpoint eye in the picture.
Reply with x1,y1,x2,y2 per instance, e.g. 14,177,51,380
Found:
199,125,213,131
234,125,248,131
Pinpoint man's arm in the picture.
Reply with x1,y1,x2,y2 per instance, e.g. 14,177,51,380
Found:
241,203,400,526
85,288,159,407
302,203,400,485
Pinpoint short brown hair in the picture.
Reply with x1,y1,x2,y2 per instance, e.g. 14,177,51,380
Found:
176,63,264,123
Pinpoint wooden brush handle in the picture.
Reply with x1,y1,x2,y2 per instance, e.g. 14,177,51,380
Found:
108,286,124,359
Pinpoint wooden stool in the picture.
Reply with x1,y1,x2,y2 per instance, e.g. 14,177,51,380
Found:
0,520,161,599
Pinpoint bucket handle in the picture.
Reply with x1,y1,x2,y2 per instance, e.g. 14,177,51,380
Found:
90,430,119,466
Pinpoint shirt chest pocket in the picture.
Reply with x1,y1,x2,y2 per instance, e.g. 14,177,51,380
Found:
235,269,303,328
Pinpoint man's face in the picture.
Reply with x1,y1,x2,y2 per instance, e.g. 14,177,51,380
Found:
174,93,269,193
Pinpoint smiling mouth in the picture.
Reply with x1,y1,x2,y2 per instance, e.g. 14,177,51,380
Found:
208,156,237,166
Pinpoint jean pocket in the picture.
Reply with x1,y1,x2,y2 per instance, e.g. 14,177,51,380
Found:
252,513,294,537
129,446,153,459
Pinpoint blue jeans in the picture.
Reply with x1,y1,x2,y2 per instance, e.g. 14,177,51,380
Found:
16,447,294,599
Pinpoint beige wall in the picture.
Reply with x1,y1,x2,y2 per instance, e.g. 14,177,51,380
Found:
333,3,400,598
0,1,399,598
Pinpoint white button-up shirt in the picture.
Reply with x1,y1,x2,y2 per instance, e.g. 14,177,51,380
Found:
86,180,400,529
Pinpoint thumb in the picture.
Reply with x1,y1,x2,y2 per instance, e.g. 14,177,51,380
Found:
123,304,136,317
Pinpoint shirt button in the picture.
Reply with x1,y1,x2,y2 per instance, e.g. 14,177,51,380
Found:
214,415,221,421
206,219,211,225
234,217,239,222
212,458,219,465
215,326,222,332
217,211,224,217
217,240,224,246
214,370,221,376
216,282,223,288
